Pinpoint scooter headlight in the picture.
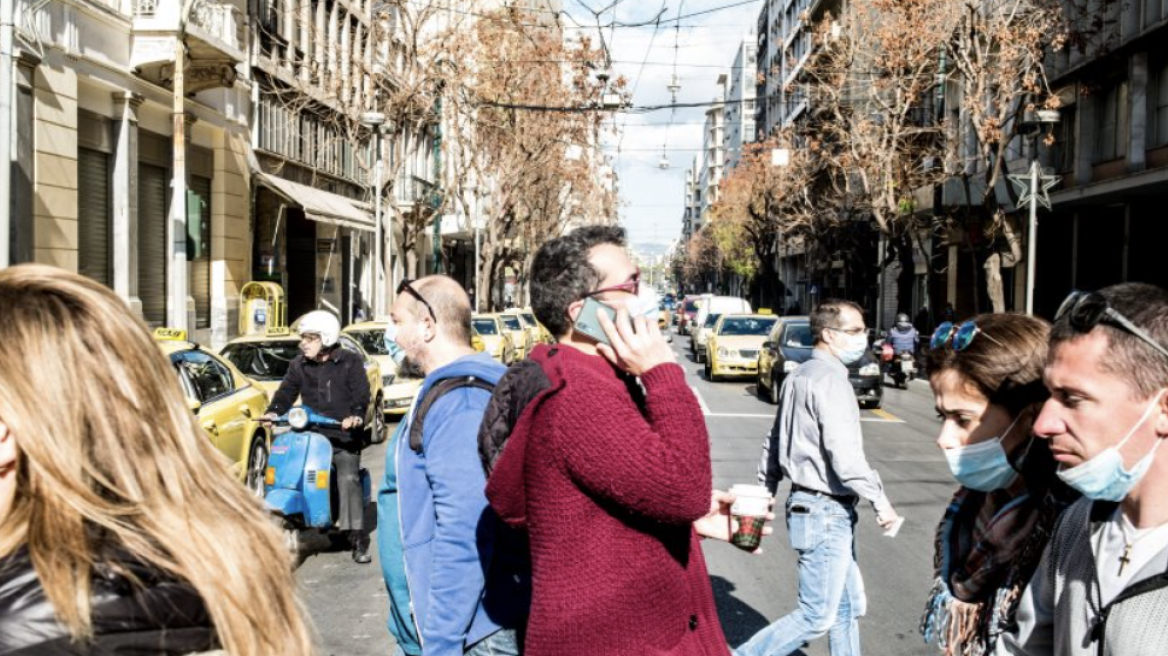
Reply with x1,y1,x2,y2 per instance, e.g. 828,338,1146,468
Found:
288,407,309,431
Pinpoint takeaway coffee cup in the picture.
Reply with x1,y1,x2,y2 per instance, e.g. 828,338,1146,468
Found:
729,484,771,551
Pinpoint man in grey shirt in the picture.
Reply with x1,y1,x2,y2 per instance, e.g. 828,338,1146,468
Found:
736,299,900,656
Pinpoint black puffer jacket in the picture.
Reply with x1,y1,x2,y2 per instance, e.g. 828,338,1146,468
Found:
0,547,218,655
477,353,553,476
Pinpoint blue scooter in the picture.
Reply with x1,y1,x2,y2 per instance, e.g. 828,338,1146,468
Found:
263,407,371,551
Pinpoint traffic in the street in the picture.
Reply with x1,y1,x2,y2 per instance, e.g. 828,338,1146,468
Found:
297,325,953,656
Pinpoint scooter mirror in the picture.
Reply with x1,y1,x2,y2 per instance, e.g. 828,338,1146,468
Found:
288,407,309,431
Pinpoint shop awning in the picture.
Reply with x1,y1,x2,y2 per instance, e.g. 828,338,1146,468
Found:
254,172,376,233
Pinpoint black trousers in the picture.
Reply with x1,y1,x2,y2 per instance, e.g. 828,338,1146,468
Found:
331,441,365,533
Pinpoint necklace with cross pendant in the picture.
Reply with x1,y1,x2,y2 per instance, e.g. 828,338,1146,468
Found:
1116,518,1156,576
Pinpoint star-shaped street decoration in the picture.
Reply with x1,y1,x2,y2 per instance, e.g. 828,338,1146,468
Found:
1008,163,1061,210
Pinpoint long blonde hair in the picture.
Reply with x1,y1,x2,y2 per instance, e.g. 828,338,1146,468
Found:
0,265,315,655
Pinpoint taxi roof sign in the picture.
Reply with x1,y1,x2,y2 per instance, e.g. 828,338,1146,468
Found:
758,308,774,315
153,327,188,342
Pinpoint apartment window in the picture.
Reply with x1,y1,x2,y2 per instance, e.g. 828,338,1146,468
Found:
1155,63,1168,146
1053,106,1077,173
1096,79,1129,162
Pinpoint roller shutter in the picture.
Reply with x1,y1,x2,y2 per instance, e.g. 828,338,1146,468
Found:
138,164,168,326
77,148,111,287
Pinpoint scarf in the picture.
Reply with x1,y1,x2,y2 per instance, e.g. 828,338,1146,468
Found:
920,441,1071,656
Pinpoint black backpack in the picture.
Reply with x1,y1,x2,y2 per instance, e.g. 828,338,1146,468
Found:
408,376,497,455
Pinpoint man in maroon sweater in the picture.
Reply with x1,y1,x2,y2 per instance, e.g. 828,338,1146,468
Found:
486,226,745,656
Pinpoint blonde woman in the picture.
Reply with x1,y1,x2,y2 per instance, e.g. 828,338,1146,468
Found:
0,265,315,655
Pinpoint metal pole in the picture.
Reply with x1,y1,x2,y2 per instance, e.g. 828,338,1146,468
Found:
473,209,480,312
373,130,383,315
0,0,13,268
1025,159,1039,315
168,38,189,330
386,131,394,297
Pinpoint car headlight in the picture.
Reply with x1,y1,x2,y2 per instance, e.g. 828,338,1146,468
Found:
783,361,799,373
859,363,880,377
717,347,730,358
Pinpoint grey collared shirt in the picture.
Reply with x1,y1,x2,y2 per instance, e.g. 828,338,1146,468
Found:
758,349,892,514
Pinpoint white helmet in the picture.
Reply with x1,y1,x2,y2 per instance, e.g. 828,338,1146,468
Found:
298,310,341,348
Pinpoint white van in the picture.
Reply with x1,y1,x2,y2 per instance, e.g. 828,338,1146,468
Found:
691,296,752,361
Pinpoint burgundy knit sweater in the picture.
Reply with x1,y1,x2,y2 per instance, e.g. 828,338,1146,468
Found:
486,344,730,656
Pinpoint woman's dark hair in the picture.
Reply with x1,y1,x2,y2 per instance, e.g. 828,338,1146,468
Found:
530,225,627,337
927,313,1051,415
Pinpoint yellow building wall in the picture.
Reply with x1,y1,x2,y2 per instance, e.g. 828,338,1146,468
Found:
33,62,79,270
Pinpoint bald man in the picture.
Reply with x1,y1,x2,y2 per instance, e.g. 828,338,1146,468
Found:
377,276,530,656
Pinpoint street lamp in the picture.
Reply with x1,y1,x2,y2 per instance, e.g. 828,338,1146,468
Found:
361,111,387,315
1009,108,1061,315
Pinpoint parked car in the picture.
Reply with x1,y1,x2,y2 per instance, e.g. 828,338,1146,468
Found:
219,326,388,442
705,314,779,381
154,329,272,494
678,296,701,334
472,314,516,365
499,312,532,360
756,317,883,408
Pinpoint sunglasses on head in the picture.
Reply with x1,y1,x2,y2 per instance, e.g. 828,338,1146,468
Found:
397,279,437,323
930,320,1002,351
585,271,641,298
1056,291,1168,360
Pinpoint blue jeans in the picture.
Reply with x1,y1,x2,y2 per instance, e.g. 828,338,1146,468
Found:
735,491,866,656
391,629,521,656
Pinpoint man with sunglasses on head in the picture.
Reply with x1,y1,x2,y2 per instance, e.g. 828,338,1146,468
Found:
376,276,529,656
262,310,373,562
740,299,900,656
483,225,763,656
996,283,1168,656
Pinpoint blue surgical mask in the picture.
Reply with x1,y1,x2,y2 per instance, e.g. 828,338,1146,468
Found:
383,323,406,365
1056,392,1166,501
944,414,1024,491
831,330,869,365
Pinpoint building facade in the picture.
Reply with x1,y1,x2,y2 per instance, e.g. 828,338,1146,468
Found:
723,32,757,170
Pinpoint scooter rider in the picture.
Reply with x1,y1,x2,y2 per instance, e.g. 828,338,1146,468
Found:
889,313,920,353
262,310,373,563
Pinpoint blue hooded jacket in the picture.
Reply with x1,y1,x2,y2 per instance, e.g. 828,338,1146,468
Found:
376,353,528,656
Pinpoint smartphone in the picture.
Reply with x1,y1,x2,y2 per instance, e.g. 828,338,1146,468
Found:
574,297,617,346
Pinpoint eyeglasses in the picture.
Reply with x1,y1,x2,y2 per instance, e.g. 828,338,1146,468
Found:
397,279,437,323
585,271,640,298
1056,291,1168,360
931,320,1001,351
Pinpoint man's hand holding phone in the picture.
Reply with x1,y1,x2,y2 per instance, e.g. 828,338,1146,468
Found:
595,305,676,376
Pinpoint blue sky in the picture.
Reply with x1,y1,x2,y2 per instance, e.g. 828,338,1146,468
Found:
559,0,763,251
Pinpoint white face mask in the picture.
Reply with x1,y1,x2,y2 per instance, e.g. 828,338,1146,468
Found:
943,414,1026,491
829,328,868,365
1056,391,1166,502
629,286,661,319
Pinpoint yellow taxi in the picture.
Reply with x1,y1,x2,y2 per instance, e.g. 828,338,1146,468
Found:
508,308,553,347
218,326,387,443
498,312,532,360
704,314,780,382
340,320,486,417
153,328,272,495
473,314,516,365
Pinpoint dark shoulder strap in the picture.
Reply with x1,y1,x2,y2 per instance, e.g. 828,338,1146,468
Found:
409,376,496,454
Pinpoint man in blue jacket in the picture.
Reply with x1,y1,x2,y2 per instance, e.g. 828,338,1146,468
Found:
377,275,530,656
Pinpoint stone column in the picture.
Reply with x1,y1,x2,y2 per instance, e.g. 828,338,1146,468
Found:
111,91,143,311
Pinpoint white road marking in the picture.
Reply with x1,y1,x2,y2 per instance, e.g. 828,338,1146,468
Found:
690,385,712,415
701,412,904,423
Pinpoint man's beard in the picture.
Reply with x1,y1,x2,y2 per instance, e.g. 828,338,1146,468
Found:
398,355,424,378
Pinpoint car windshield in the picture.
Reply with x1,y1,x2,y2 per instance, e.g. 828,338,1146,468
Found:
347,329,387,355
221,342,301,380
501,316,522,330
473,318,499,335
703,313,722,328
782,323,814,349
718,317,777,336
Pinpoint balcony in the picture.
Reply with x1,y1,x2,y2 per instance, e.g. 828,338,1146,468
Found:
131,0,245,92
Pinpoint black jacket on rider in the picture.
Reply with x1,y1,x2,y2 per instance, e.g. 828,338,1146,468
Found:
0,546,218,655
267,346,371,444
